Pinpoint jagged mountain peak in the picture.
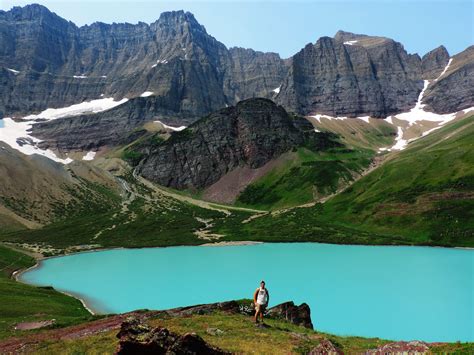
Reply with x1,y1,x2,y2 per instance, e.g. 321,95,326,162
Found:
422,45,450,61
152,10,207,34
1,3,68,24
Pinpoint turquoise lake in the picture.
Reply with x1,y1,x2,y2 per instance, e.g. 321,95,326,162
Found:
20,243,473,342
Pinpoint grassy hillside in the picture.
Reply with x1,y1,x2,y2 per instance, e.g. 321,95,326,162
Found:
14,310,474,354
232,116,474,247
235,118,396,210
236,147,373,210
320,115,474,245
0,245,93,339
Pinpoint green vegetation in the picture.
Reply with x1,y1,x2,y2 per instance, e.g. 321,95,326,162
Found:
233,116,474,247
25,310,474,354
0,245,93,339
318,116,474,246
237,147,373,209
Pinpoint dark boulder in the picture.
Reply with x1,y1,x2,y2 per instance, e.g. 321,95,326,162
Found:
116,316,229,354
267,301,313,329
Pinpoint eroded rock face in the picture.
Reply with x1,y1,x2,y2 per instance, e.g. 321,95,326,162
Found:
116,317,229,355
137,98,339,190
275,31,423,118
267,301,313,329
0,5,287,119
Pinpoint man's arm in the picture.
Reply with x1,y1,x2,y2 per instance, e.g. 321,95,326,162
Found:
253,288,259,304
266,289,270,305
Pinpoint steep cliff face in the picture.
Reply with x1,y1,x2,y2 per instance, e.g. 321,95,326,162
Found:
1,5,472,124
423,46,474,113
275,31,423,118
136,98,338,190
223,48,288,102
0,5,287,118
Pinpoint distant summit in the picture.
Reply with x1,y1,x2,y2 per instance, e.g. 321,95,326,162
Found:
0,4,472,119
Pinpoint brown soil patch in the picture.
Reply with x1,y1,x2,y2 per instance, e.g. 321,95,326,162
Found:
202,152,295,204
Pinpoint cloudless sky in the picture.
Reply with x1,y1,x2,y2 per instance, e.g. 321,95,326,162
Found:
1,0,472,58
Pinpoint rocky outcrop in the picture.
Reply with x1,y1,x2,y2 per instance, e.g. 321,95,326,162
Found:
116,317,229,354
275,31,423,118
366,340,430,354
423,46,474,113
267,301,313,329
308,339,342,355
136,98,339,190
421,46,450,79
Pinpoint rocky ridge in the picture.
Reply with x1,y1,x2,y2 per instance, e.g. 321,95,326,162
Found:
136,98,340,190
1,4,472,124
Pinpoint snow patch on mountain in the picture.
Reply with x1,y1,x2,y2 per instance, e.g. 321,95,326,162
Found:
140,91,154,97
155,120,186,132
272,86,281,94
23,97,129,121
0,118,72,164
82,151,96,161
343,40,358,45
0,98,128,164
435,58,452,81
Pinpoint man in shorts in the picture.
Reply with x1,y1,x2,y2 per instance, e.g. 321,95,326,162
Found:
253,280,270,323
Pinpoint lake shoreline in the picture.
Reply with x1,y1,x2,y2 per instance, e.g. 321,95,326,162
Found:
11,242,474,342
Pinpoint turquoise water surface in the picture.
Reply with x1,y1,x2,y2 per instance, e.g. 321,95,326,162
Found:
20,243,473,342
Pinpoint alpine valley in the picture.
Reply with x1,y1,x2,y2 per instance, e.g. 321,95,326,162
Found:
0,4,473,354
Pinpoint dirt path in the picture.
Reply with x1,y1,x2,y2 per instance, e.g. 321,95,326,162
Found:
132,168,266,215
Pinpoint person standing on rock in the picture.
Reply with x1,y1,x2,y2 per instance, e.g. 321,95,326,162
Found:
253,280,270,324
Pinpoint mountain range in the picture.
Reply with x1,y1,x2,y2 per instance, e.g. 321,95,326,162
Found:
0,4,473,250
1,4,473,123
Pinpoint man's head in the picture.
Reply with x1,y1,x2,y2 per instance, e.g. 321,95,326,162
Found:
260,280,265,288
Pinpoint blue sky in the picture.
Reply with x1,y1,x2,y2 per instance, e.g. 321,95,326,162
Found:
1,1,472,58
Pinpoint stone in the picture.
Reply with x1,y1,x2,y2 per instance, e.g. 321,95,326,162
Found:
308,339,342,355
206,328,225,336
366,340,430,354
116,316,229,354
267,301,313,329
